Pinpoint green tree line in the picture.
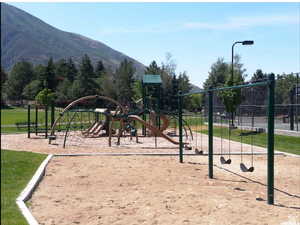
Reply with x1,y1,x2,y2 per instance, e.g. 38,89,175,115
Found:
203,56,299,108
1,54,195,110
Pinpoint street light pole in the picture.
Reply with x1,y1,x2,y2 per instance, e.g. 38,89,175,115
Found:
230,40,254,127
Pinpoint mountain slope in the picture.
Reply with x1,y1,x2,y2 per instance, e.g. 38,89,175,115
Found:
0,3,145,74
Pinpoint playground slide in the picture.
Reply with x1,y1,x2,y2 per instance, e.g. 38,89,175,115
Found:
128,115,180,145
83,122,102,137
88,122,102,134
91,123,105,137
82,122,98,134
160,114,170,132
149,111,170,132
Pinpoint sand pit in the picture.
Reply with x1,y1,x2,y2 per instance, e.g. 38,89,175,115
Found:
29,155,299,225
1,133,299,224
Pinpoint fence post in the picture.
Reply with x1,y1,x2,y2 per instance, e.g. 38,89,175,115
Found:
45,105,48,139
289,88,295,131
142,83,146,136
267,73,275,205
51,103,55,128
208,87,213,179
178,91,183,163
35,105,38,135
27,105,31,138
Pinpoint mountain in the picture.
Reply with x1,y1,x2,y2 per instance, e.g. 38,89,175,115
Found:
0,3,145,74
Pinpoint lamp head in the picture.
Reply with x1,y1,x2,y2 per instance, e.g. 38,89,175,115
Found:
242,40,254,45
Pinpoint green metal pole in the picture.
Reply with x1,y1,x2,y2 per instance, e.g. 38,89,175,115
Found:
267,73,275,205
51,103,55,128
208,87,213,179
289,88,295,131
142,83,146,136
27,105,31,138
178,91,183,163
45,105,48,139
35,105,38,135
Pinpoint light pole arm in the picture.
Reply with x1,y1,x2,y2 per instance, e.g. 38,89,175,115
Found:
231,41,243,84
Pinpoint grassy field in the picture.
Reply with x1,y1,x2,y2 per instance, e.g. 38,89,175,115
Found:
1,107,62,133
199,126,300,155
1,107,62,125
1,150,46,225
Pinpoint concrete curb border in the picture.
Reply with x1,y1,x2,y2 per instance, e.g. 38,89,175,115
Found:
16,154,53,225
15,150,297,225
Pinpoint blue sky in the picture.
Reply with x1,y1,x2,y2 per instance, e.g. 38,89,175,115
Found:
9,2,300,87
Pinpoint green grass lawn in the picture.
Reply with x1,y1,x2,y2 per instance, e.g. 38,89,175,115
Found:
1,107,35,125
1,107,62,125
199,126,300,155
1,107,62,134
1,150,46,225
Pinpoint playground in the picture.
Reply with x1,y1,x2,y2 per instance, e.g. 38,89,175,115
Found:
1,74,300,225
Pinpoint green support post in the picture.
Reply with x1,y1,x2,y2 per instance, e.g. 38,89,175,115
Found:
142,83,146,136
51,103,55,128
35,105,38,135
267,74,275,205
45,105,48,139
178,91,183,163
289,88,295,131
208,87,213,179
27,105,31,138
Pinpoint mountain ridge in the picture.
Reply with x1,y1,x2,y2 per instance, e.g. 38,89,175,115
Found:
0,3,145,74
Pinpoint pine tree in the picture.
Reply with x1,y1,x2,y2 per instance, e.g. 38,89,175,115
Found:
66,58,78,82
95,60,105,78
115,59,136,106
44,57,57,90
71,54,98,99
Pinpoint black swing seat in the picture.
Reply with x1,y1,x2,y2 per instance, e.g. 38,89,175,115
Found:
48,135,56,140
220,156,231,164
240,163,254,172
195,148,203,155
185,145,192,150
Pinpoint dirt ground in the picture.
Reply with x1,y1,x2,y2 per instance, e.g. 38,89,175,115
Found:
1,133,300,225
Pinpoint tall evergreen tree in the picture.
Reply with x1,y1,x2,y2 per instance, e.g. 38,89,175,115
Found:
71,54,98,98
95,60,105,78
145,61,161,74
44,57,57,90
55,59,69,82
115,59,136,106
66,58,78,82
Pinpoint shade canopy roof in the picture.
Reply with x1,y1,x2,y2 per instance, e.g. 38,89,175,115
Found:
142,74,162,85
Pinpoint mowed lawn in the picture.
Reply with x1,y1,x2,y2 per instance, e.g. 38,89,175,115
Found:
199,126,300,155
1,107,61,133
1,150,46,225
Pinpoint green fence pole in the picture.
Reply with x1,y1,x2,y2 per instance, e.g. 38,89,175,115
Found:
208,87,213,179
45,105,48,139
178,91,183,163
51,103,55,128
142,83,146,136
27,105,31,138
267,73,275,205
35,105,38,135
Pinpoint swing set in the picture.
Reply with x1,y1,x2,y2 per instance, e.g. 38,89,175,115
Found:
178,74,276,205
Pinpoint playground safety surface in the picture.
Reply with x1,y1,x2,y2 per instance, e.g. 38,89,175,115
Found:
1,134,300,225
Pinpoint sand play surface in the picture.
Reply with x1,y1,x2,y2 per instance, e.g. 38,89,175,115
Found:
1,133,300,225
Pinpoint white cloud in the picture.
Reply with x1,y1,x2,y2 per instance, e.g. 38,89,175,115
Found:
184,14,299,30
